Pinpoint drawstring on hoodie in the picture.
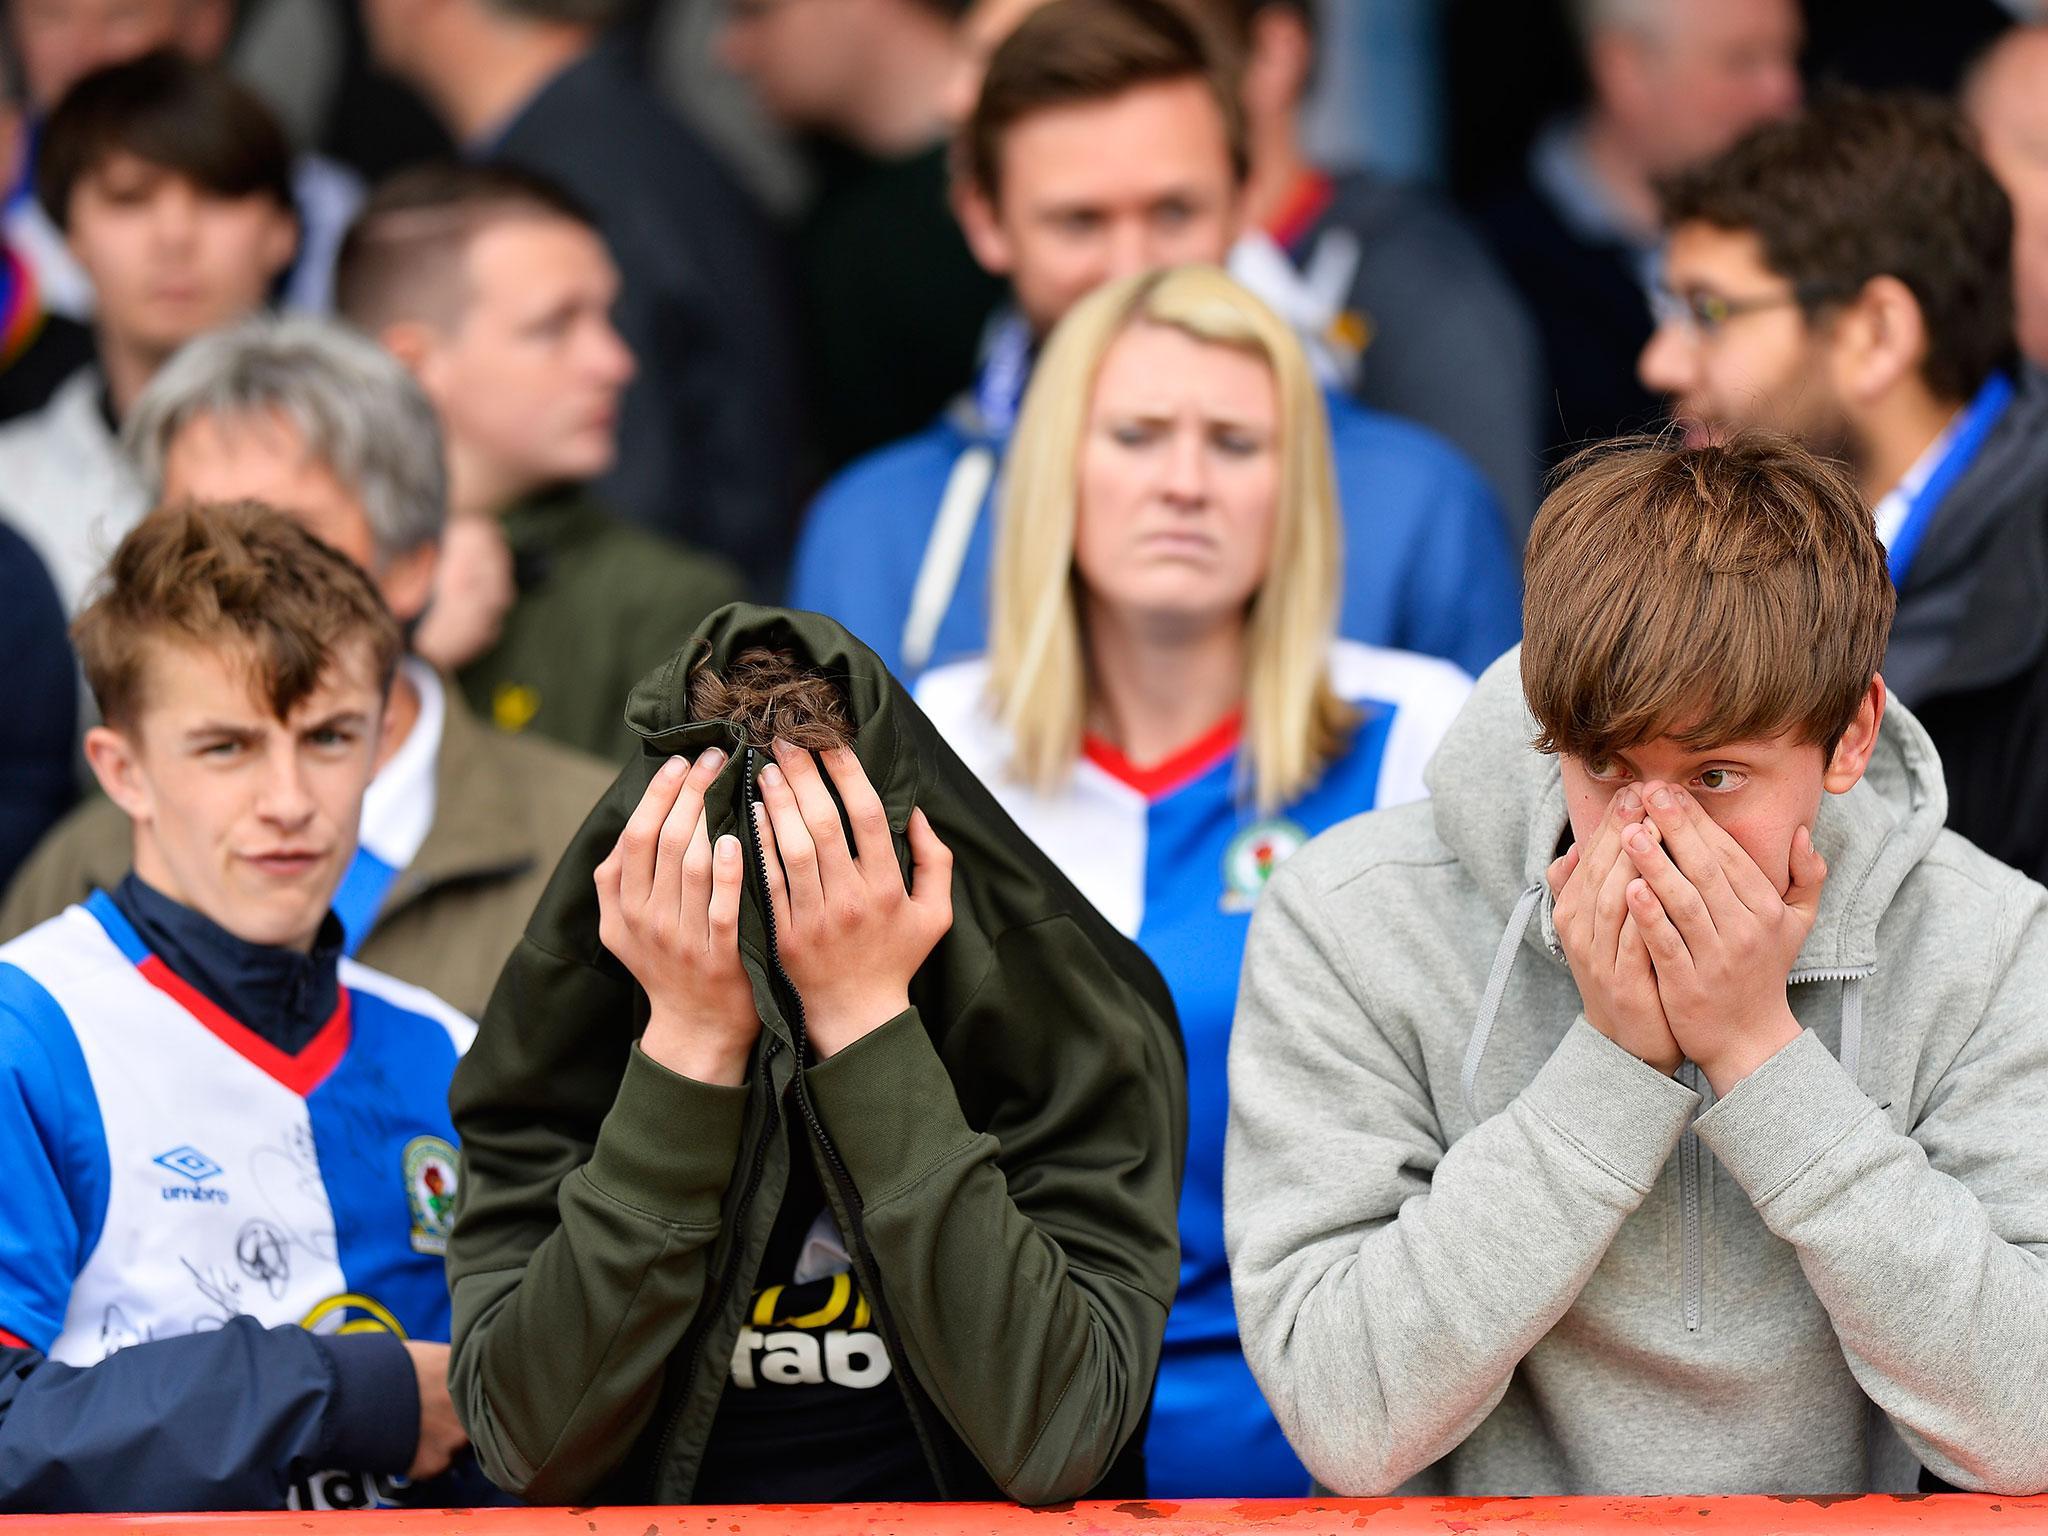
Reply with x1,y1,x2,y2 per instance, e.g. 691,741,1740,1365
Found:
1839,976,1864,1087
1459,888,1874,1119
1461,884,1545,1123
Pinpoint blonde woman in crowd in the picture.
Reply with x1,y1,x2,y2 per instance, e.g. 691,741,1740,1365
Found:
916,264,1474,1498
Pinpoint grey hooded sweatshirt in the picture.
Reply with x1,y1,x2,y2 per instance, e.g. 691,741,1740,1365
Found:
1224,652,2048,1497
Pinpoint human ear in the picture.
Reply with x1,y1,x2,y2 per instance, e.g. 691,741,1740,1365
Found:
1837,276,1930,406
1242,7,1313,120
1821,675,1887,794
381,321,456,404
267,207,301,279
955,181,1015,279
377,540,440,627
181,0,234,65
84,725,154,826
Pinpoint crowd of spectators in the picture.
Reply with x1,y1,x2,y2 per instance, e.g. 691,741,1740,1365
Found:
1,0,2047,1516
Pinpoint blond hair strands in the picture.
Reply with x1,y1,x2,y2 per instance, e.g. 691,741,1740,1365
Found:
1521,432,1895,764
987,264,1353,814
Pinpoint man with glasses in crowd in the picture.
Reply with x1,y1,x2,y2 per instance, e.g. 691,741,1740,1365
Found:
1638,90,2048,883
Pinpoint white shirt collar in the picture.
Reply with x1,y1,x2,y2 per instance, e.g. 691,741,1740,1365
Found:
358,657,443,870
1871,407,1966,552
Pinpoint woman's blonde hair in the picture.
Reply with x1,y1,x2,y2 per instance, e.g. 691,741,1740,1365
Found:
987,264,1353,813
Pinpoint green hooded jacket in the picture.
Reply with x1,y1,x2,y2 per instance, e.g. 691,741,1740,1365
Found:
446,605,1186,1506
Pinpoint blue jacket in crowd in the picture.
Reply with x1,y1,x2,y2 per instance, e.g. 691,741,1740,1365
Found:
790,322,1523,683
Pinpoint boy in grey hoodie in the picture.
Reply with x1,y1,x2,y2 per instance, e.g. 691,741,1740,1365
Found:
1225,434,2048,1497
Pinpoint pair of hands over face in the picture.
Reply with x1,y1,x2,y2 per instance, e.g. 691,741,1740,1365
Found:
1548,781,1825,1098
594,738,956,1087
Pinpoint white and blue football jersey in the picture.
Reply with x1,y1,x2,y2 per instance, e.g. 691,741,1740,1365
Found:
0,890,473,1368
917,639,1471,1497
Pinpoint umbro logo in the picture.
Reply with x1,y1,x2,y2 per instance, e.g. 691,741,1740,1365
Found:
154,1146,222,1182
154,1147,229,1204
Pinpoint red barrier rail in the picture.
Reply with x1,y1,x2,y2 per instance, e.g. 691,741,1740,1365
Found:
10,1497,2048,1535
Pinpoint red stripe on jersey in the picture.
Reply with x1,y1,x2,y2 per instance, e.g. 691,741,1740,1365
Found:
1264,168,1336,253
1084,712,1242,802
0,1325,33,1350
136,956,352,1098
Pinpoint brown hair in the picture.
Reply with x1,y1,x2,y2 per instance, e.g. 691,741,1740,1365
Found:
687,647,855,751
1657,90,2016,406
964,0,1249,200
1522,433,1894,763
335,161,599,335
36,51,295,233
74,501,404,731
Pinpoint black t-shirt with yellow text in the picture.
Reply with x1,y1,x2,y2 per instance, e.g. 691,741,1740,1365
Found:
693,1114,939,1502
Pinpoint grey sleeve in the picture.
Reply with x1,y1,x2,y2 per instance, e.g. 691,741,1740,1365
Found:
1223,864,1699,1493
1692,891,2048,1496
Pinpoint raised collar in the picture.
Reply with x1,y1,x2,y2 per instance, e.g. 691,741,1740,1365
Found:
105,873,345,1069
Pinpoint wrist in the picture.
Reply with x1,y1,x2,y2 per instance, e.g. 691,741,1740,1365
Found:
806,993,911,1059
1696,1007,1802,1098
640,1010,754,1086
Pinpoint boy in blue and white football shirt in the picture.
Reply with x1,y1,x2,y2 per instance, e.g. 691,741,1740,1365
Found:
0,502,479,1511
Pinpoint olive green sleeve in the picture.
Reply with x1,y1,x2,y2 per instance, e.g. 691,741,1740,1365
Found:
450,1014,749,1501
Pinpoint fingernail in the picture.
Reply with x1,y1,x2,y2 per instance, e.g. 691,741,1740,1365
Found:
1618,787,1641,813
662,756,686,779
771,736,792,758
761,762,784,788
702,748,725,773
1651,786,1675,810
1627,826,1649,850
716,834,739,858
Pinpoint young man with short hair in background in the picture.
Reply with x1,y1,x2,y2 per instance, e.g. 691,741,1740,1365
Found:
0,51,296,611
336,163,745,762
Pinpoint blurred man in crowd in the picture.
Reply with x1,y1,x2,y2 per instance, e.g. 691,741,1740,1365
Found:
362,0,802,585
793,0,1519,683
1479,0,1802,460
1965,24,2048,376
336,163,745,762
1,0,362,314
718,0,1004,467
936,0,1546,533
0,500,482,1511
0,53,295,611
1640,91,2048,882
1203,0,1545,534
1,315,614,1019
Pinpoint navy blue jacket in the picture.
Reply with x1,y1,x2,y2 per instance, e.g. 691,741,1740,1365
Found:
0,522,73,894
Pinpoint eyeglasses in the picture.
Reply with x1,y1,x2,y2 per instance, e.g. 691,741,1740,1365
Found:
1649,282,1841,339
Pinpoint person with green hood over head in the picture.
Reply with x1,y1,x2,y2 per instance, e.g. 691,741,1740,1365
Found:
445,605,1186,1506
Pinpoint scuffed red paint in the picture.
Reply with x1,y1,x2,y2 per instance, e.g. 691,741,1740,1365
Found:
7,1495,2048,1535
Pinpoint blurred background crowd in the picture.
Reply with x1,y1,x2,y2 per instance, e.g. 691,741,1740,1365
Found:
7,0,2048,960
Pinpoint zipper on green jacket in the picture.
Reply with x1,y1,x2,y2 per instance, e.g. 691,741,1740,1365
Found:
653,1033,782,1482
737,745,960,1500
